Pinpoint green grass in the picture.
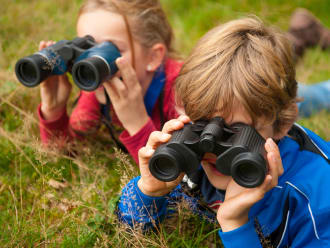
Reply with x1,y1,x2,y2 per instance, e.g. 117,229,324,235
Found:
0,0,329,247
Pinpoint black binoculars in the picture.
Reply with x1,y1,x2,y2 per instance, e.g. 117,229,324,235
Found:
15,35,121,91
149,117,267,188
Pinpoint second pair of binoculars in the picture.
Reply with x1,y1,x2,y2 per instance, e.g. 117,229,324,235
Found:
149,117,268,188
15,35,120,91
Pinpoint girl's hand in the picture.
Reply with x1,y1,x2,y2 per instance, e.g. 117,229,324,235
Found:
137,115,191,197
103,57,149,136
217,138,284,231
39,41,72,121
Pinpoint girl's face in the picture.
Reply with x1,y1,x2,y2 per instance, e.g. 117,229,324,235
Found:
77,9,154,94
201,103,275,190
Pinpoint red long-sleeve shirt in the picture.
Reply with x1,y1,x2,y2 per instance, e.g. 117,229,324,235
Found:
38,58,182,163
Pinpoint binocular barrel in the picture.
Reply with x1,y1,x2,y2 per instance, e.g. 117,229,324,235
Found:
222,124,267,188
15,54,52,87
15,40,69,87
149,124,201,182
227,151,266,188
72,42,121,91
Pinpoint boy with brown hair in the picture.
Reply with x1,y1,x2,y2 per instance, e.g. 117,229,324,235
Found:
118,17,330,247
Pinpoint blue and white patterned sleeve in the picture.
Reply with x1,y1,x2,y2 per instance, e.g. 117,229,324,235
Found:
117,176,217,229
117,176,177,229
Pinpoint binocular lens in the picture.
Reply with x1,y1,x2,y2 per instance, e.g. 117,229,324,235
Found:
149,146,185,182
231,152,266,188
152,157,179,181
15,54,52,87
72,56,111,91
18,62,37,85
236,163,259,182
76,64,97,88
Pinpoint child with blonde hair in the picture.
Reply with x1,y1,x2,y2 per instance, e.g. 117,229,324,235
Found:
38,0,181,162
118,17,330,247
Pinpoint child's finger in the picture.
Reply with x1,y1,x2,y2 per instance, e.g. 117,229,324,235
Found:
110,76,128,97
145,131,171,149
46,41,55,48
263,139,283,190
116,57,139,89
265,138,284,176
39,40,56,51
138,146,155,166
246,175,273,205
103,77,123,100
162,119,185,134
39,41,46,51
177,115,191,123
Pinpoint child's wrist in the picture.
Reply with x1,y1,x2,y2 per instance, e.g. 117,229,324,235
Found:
217,215,249,232
41,104,66,121
124,114,150,136
137,178,170,197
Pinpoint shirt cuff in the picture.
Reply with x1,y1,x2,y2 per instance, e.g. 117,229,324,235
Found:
118,176,168,228
218,219,262,248
133,176,168,206
38,103,69,130
119,118,156,163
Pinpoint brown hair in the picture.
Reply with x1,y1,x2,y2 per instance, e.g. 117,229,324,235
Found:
176,17,298,133
78,0,175,61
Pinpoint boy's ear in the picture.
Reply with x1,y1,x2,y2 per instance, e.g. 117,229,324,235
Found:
146,43,166,72
273,103,299,140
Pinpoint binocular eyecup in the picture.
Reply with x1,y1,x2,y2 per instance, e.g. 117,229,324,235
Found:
15,54,52,87
149,142,200,182
72,55,117,91
230,152,266,188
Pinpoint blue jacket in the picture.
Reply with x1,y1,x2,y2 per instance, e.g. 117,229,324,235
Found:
118,124,330,247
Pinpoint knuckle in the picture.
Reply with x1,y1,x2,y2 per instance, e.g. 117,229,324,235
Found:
150,131,162,139
271,179,278,188
138,147,147,157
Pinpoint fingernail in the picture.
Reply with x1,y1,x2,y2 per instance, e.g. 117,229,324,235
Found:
147,147,154,156
266,138,275,149
162,133,171,140
117,57,125,65
176,120,184,126
180,115,189,122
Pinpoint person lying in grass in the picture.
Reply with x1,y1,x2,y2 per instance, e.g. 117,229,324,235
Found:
37,0,181,162
36,1,329,163
117,17,330,247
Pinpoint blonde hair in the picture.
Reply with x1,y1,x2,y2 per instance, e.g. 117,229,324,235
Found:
176,17,298,133
78,0,175,58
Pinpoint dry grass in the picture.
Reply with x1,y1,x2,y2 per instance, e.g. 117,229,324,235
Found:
0,0,329,247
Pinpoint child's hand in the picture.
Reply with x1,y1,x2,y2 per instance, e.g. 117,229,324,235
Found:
137,115,191,197
103,57,149,136
39,41,72,121
217,138,284,231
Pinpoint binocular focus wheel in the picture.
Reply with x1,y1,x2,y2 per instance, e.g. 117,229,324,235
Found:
231,152,266,188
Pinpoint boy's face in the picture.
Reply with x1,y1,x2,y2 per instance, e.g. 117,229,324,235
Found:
201,103,275,190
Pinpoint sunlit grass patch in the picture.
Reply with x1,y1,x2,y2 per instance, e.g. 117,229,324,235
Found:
0,0,329,246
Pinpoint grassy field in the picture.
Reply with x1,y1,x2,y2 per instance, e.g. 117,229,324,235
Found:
0,0,329,247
